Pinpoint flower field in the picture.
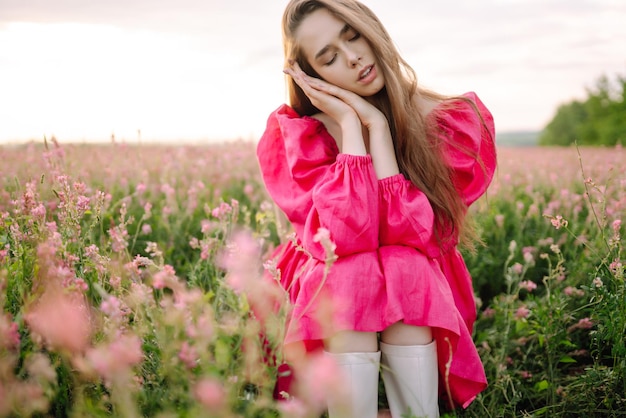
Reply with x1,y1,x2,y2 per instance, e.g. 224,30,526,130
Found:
0,139,624,417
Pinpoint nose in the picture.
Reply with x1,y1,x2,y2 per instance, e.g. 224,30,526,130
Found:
345,47,361,67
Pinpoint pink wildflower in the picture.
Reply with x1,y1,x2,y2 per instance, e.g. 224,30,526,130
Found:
26,289,92,353
0,315,20,349
612,219,622,233
519,370,533,379
576,318,594,329
550,215,568,230
194,378,226,409
592,277,603,288
109,275,122,289
219,231,284,325
109,226,129,253
297,352,348,409
564,286,584,297
76,195,90,213
260,201,273,212
201,219,212,234
173,287,202,310
126,255,151,277
511,263,523,275
12,382,48,414
519,280,537,292
84,244,99,258
226,273,244,293
313,227,337,260
178,342,199,369
85,334,143,380
522,247,536,264
26,353,57,383
72,277,89,292
141,224,152,235
567,317,594,333
143,202,152,218
494,214,504,228
515,306,530,319
126,283,153,308
145,242,162,258
200,241,211,260
160,183,175,197
211,201,233,219
220,231,260,271
537,237,554,247
152,264,176,289
100,296,127,320
277,399,310,417
31,203,46,219
482,307,496,319
73,181,87,194
186,313,214,341
610,259,623,276
263,258,279,279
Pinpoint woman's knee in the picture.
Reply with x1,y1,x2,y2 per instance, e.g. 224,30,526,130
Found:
324,330,378,353
381,322,432,346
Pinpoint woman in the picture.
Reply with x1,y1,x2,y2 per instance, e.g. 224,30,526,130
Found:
257,1,496,416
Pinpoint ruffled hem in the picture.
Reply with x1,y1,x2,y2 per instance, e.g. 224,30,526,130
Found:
269,240,487,409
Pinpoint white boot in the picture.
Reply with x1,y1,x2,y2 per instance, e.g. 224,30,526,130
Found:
324,351,381,418
380,341,439,418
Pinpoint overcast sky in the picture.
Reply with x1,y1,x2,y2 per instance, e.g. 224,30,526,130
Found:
0,0,624,143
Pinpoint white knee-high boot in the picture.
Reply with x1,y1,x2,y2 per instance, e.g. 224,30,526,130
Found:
324,351,381,418
380,341,439,418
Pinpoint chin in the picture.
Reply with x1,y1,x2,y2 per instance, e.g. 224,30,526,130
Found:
362,83,385,97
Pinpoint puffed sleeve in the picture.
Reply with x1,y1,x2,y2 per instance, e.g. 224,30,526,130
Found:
257,105,379,261
378,174,436,252
438,92,497,206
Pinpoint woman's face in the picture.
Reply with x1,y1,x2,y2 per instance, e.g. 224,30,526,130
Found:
295,8,385,97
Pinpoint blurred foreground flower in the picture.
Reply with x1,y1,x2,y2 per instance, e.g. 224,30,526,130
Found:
220,230,284,324
0,314,20,350
25,287,92,353
194,377,226,409
84,333,143,381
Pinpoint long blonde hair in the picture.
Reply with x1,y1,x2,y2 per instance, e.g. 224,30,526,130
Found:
282,0,484,249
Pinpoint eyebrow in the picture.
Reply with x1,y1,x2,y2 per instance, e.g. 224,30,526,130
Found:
314,24,352,60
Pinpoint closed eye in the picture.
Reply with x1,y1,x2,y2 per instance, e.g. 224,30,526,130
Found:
348,32,361,42
324,53,338,66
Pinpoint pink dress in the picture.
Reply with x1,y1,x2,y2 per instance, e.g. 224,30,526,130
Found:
257,92,496,409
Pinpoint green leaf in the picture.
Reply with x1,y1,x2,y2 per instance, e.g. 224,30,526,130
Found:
534,380,550,392
559,356,577,364
559,339,577,349
537,334,545,347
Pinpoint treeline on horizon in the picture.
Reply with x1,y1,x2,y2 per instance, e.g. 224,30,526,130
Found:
540,73,626,146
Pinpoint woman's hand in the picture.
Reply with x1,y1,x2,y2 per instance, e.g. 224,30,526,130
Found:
285,62,399,178
285,62,388,131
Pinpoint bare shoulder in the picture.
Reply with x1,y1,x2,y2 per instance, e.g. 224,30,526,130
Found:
311,112,342,149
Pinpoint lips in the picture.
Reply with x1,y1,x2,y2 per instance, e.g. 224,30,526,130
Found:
359,65,374,80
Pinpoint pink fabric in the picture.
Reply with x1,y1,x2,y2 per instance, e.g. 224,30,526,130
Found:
257,92,496,409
